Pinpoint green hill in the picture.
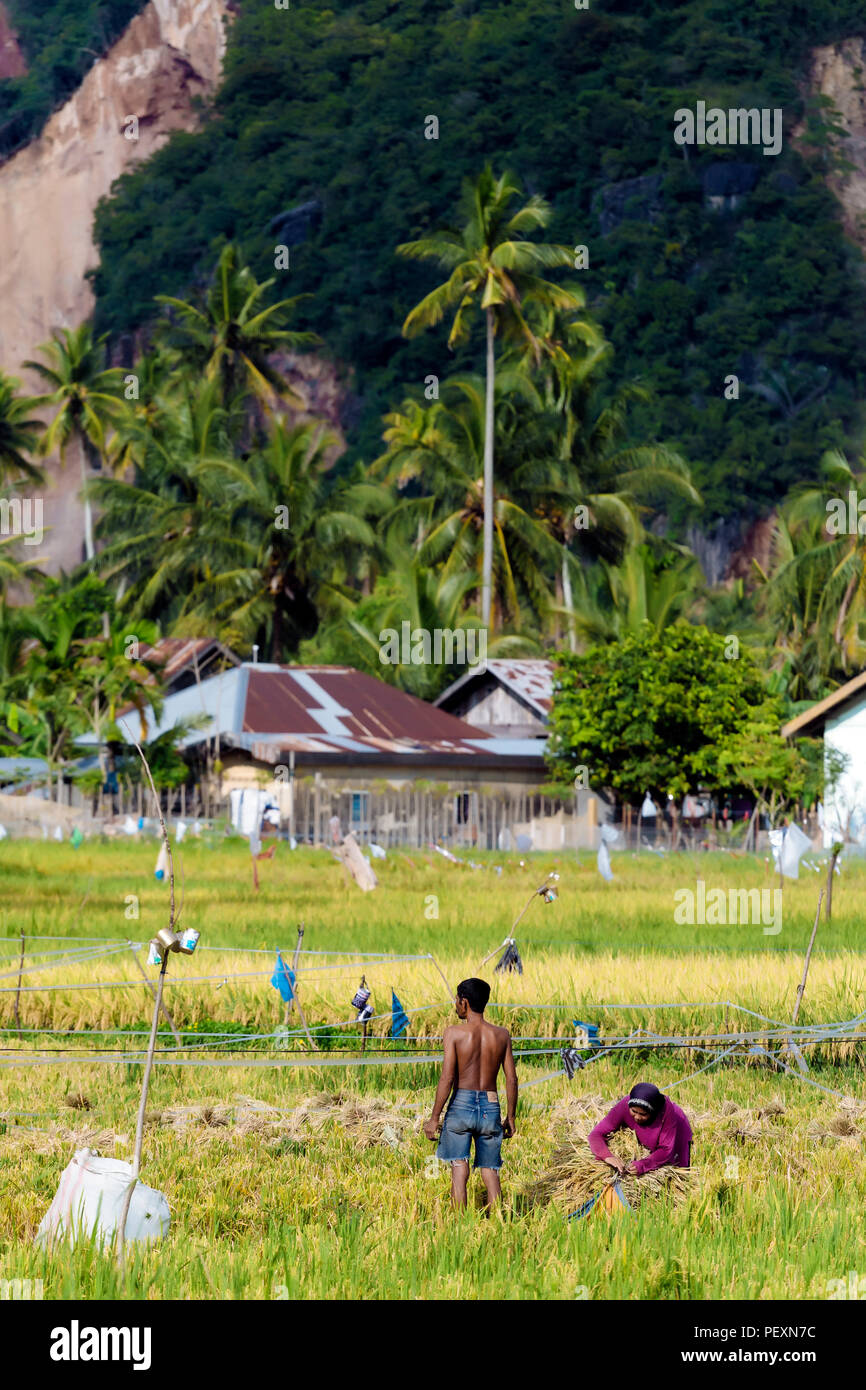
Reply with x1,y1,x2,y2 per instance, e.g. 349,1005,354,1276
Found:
73,0,866,522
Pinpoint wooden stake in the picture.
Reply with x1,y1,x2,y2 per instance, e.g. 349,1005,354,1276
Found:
117,953,168,1268
278,949,317,1050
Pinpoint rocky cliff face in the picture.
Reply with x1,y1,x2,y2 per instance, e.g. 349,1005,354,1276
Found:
0,0,230,570
798,37,866,251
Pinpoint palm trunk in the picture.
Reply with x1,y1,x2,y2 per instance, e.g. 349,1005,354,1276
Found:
79,435,95,562
562,548,576,653
481,307,495,628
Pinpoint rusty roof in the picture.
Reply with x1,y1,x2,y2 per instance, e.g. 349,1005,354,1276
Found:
107,663,547,770
243,665,492,744
138,637,241,683
435,658,555,717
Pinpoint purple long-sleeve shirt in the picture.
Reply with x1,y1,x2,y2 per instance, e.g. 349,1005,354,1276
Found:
588,1096,692,1175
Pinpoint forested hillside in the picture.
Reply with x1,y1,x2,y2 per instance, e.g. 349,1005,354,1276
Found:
86,0,866,523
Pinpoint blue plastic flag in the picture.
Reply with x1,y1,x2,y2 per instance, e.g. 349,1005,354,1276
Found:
390,990,409,1038
271,954,296,1003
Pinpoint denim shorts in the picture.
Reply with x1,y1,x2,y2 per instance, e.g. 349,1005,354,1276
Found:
436,1089,503,1170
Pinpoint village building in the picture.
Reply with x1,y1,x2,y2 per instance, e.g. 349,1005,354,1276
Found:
119,660,604,850
782,673,866,852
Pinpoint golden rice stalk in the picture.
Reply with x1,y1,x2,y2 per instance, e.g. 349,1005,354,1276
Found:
523,1126,695,1213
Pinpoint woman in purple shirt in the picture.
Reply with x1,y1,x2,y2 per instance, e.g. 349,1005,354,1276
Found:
588,1082,692,1176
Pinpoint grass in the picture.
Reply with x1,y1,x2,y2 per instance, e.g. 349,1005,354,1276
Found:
0,839,864,1300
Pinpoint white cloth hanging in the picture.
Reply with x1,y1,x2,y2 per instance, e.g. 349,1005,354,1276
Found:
597,840,614,882
640,795,656,818
769,824,812,879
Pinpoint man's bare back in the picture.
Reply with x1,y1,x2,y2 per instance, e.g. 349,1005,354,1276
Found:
444,1017,510,1093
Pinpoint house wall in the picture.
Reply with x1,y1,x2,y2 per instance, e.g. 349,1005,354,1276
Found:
442,685,546,737
216,756,605,850
824,701,866,851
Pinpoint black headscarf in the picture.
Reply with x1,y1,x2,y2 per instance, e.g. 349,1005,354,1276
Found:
628,1082,665,1119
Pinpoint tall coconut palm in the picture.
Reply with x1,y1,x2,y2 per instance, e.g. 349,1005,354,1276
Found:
0,372,44,485
24,325,124,561
375,377,561,631
155,243,319,417
397,166,578,625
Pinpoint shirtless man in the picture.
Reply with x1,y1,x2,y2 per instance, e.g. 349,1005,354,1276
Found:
423,977,518,1210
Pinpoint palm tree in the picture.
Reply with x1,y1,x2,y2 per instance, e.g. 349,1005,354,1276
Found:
780,449,866,671
397,166,578,625
88,377,237,621
301,533,534,698
0,372,44,484
24,325,125,561
189,419,377,657
565,542,703,646
374,379,560,631
155,243,319,416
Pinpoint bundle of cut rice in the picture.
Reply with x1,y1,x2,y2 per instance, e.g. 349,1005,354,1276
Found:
548,1095,609,1131
807,1111,863,1145
523,1126,695,1214
282,1093,412,1148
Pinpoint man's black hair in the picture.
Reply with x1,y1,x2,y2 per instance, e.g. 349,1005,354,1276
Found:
456,977,491,1013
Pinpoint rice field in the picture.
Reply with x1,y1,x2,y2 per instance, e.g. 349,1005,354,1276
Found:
1,839,864,1300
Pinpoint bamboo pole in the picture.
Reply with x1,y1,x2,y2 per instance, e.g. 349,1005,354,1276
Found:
278,949,318,1050
284,923,304,1023
791,888,824,1028
128,944,181,1046
116,953,167,1266
825,842,842,921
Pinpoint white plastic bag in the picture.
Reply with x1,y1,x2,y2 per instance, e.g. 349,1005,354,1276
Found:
36,1148,170,1250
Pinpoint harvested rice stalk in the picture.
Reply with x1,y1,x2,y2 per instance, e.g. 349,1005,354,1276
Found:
523,1127,695,1214
808,1111,862,1141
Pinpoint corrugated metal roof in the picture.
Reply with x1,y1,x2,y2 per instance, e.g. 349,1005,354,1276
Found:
435,658,555,717
138,637,241,684
243,666,492,742
102,664,544,767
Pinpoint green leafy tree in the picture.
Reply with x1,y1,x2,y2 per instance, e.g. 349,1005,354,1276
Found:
546,623,780,806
